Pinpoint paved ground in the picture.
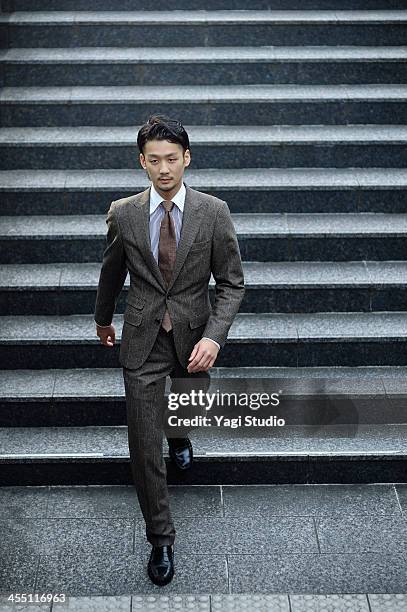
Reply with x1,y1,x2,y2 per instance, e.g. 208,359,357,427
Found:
0,482,406,608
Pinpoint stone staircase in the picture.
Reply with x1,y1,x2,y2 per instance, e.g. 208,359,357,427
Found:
0,1,406,487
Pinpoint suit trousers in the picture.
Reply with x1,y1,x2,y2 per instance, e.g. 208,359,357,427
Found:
122,326,210,546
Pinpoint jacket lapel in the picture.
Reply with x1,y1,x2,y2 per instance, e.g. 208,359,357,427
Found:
131,182,206,292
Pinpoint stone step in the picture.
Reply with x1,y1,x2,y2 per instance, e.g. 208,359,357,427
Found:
2,261,407,315
1,84,406,126
1,365,406,426
1,45,406,86
6,0,407,10
1,311,407,368
0,421,405,485
1,212,406,263
1,10,406,47
2,125,407,170
2,168,407,215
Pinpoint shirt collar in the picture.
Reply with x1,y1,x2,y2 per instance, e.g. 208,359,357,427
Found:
149,180,186,214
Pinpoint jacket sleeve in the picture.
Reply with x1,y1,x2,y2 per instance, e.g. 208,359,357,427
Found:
94,202,128,326
201,200,245,349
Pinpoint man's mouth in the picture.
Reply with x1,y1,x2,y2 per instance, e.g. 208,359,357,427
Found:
160,178,172,182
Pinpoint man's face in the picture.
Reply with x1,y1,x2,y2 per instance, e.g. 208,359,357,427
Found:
139,139,191,196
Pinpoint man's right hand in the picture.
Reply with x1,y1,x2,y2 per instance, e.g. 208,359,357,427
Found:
96,324,116,347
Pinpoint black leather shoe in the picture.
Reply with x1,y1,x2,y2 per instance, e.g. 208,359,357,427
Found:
168,436,193,470
147,544,174,586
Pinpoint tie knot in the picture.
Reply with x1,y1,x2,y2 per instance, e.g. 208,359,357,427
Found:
161,201,175,213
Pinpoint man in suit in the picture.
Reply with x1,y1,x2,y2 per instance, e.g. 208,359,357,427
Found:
94,114,245,586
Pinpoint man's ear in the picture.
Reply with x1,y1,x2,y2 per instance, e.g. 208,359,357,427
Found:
184,149,191,167
139,153,146,169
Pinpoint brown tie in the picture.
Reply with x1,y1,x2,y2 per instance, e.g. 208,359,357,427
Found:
158,201,177,331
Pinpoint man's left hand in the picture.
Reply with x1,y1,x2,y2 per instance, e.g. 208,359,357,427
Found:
187,339,219,373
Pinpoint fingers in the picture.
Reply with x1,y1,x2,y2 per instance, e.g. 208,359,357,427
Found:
188,345,204,372
188,345,216,373
189,358,213,373
188,344,199,362
96,325,115,347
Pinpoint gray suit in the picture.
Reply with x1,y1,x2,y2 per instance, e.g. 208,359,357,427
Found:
94,181,245,545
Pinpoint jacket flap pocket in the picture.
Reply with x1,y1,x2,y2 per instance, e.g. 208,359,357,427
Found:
126,295,145,310
123,304,143,326
189,312,210,329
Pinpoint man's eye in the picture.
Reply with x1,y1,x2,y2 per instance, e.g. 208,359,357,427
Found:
169,159,176,162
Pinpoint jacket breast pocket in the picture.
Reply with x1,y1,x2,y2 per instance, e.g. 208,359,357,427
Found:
123,303,143,326
189,239,211,253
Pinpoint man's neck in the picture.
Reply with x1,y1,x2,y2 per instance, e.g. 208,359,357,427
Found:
153,179,183,201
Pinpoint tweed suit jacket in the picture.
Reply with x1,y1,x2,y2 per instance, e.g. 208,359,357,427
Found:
94,182,245,370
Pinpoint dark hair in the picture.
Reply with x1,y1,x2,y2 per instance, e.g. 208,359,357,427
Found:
137,114,190,155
